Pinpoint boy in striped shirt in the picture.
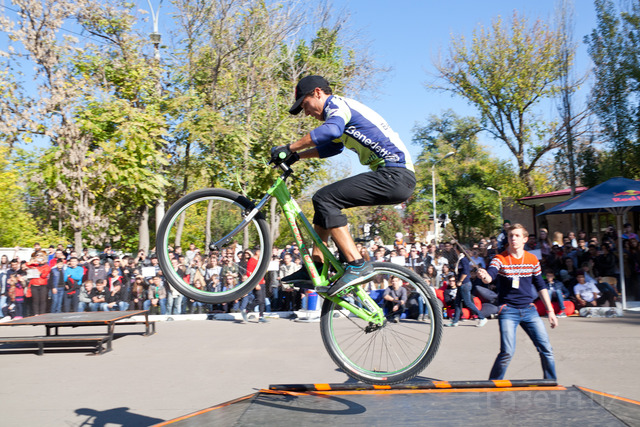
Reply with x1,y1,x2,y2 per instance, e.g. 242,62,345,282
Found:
477,223,558,380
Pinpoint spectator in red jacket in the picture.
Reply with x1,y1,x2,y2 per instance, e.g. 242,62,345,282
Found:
25,251,51,315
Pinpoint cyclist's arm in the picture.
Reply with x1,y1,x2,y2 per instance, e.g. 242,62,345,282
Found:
299,148,320,159
288,133,318,159
290,113,345,158
290,133,315,152
291,134,336,159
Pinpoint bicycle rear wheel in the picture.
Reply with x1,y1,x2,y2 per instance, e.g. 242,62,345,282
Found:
320,263,442,385
156,188,271,304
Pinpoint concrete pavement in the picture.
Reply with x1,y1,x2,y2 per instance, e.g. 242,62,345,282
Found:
0,309,639,426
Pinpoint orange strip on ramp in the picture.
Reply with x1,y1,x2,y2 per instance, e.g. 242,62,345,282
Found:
154,394,255,426
433,381,452,388
373,385,391,390
259,386,567,398
578,387,640,406
314,384,332,391
492,380,512,388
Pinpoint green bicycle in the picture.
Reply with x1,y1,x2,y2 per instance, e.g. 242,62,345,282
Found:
156,158,442,385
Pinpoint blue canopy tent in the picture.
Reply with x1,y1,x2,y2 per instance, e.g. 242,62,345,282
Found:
538,177,640,310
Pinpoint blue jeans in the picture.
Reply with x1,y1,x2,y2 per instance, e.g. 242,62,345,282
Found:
548,289,566,310
89,302,106,311
166,293,184,315
50,289,65,313
489,304,556,380
240,292,255,311
270,287,279,311
144,298,167,314
190,301,205,313
453,282,484,322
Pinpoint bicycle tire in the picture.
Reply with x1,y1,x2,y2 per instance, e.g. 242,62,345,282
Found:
156,188,272,304
320,262,443,385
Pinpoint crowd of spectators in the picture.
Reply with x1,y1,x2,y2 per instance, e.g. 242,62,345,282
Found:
0,221,638,320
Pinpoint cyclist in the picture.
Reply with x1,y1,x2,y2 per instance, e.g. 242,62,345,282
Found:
271,75,416,296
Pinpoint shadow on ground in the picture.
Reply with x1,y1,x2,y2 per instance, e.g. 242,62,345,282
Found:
74,407,164,427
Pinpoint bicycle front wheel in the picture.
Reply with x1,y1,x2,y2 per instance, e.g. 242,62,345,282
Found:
156,188,272,304
320,263,443,385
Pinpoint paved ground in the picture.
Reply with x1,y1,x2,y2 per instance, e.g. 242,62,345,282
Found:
1,308,639,426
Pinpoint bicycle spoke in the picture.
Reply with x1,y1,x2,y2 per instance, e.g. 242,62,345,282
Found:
321,263,442,384
156,189,271,304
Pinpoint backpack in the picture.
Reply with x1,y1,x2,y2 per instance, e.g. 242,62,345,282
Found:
66,277,79,295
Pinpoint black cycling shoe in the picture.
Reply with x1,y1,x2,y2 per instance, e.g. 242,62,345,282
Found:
281,268,310,283
281,262,324,283
327,261,374,296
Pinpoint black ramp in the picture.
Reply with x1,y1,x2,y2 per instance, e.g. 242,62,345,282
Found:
578,387,640,426
158,383,640,426
233,388,626,426
158,394,256,427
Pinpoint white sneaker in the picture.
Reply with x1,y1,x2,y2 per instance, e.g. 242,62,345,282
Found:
477,318,488,327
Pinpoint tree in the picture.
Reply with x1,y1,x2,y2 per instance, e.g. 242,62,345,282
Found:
410,111,522,243
433,12,570,194
167,0,384,247
554,0,590,196
73,0,170,251
585,0,640,179
0,0,113,252
0,144,41,246
0,0,389,250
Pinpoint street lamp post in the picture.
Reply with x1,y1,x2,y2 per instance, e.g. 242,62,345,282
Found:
147,0,165,232
487,187,503,222
432,151,455,246
147,0,163,61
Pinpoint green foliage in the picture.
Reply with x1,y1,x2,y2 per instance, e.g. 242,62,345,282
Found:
577,143,602,188
584,0,640,179
0,144,52,246
434,12,568,194
366,206,404,245
1,0,386,250
410,111,521,243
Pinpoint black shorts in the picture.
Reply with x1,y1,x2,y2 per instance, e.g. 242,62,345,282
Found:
312,167,416,229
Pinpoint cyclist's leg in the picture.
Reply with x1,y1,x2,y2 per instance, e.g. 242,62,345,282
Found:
312,224,359,263
311,224,331,264
312,168,415,261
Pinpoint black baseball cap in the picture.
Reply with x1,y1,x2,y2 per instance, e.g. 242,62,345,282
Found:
289,75,330,115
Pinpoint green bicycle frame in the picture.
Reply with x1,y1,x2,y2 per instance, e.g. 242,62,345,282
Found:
267,175,386,325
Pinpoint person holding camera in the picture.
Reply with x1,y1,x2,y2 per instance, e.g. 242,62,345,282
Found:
135,249,151,268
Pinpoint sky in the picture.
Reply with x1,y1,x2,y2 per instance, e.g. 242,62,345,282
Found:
318,0,598,174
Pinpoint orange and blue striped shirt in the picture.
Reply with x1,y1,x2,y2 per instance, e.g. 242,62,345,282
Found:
486,251,548,309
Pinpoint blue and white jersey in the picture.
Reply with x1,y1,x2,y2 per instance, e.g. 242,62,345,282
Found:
309,95,414,172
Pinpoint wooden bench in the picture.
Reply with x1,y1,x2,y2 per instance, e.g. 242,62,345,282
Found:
115,319,156,336
0,335,111,355
0,311,154,356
